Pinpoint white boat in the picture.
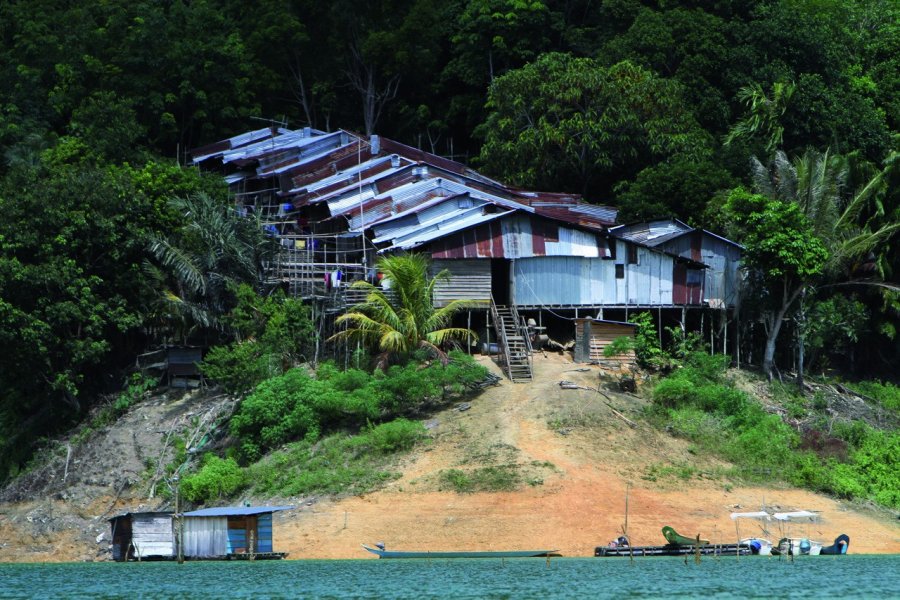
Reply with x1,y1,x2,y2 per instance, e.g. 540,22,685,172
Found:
772,511,824,555
730,511,774,555
776,537,822,555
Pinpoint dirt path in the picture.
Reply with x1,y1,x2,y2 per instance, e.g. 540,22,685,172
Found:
276,354,900,558
1,354,897,562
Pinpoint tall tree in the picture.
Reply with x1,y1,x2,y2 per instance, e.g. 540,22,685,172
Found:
724,189,828,380
478,53,711,198
736,148,900,381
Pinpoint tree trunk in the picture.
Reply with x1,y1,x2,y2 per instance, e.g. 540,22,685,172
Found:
762,282,805,381
762,315,783,381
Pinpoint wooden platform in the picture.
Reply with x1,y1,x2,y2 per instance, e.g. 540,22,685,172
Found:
595,543,750,557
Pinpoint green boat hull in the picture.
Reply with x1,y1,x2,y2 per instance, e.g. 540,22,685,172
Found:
661,526,709,546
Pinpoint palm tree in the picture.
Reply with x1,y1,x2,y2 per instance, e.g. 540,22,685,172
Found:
725,81,795,153
749,149,900,382
146,192,275,341
329,253,483,367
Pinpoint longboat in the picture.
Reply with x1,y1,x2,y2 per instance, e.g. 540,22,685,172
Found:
595,526,747,557
362,544,558,559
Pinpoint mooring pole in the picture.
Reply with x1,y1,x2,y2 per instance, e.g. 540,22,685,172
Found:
174,475,184,564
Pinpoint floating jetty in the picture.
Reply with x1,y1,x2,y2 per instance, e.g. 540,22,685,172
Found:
595,543,751,557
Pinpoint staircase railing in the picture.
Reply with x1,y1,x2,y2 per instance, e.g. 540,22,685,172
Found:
509,304,533,381
489,296,513,379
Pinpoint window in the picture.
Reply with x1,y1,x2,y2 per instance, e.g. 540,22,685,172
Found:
615,264,625,279
627,244,638,265
687,269,702,285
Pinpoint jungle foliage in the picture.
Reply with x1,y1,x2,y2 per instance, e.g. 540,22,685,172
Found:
0,0,898,490
652,352,899,509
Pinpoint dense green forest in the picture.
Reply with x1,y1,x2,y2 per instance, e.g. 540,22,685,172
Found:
0,1,897,496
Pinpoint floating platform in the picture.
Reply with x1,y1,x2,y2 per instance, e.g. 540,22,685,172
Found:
595,543,751,557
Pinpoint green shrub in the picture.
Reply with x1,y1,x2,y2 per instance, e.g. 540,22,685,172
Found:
851,430,899,509
229,368,323,460
846,380,900,411
828,461,867,499
114,373,156,412
349,419,427,454
831,421,871,449
180,455,246,504
653,377,695,409
201,340,277,395
667,407,729,446
603,336,635,358
245,425,419,498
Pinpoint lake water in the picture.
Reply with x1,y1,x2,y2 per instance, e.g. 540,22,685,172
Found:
1,555,898,599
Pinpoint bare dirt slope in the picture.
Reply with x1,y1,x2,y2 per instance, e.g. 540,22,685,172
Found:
275,354,900,558
0,354,897,562
0,390,234,562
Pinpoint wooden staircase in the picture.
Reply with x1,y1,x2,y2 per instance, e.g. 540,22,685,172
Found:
490,300,533,382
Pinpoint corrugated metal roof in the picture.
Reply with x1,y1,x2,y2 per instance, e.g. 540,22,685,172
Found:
108,511,172,522
381,209,513,252
182,506,295,517
373,201,500,245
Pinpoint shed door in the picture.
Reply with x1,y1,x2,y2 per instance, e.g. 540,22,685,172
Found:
673,263,687,305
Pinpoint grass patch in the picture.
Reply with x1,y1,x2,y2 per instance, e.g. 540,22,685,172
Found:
650,353,900,509
245,419,427,498
440,465,521,493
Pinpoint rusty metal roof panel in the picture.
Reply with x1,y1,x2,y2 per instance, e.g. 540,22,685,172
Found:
220,129,343,166
610,219,692,245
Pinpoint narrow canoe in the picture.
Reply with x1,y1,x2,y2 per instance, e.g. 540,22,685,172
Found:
362,545,557,559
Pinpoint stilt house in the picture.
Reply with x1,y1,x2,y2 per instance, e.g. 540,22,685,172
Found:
191,127,742,379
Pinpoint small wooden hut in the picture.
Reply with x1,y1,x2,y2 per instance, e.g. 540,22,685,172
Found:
573,318,637,364
108,512,174,561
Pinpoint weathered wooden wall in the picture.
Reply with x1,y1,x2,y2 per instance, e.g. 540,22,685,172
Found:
574,320,636,363
131,514,174,559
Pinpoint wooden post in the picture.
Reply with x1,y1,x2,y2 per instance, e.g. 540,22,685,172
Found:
174,476,184,564
695,534,701,564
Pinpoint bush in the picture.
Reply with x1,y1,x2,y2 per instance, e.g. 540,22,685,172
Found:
851,430,900,509
350,419,427,454
229,368,323,460
201,341,277,395
180,455,246,504
846,380,900,412
245,422,424,498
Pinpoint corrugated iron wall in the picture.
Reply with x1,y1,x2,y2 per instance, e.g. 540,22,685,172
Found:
659,234,741,306
512,246,674,307
431,259,491,306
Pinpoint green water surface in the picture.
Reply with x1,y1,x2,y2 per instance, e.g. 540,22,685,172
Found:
1,555,898,599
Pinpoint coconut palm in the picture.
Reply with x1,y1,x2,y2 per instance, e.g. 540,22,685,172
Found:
329,253,483,367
